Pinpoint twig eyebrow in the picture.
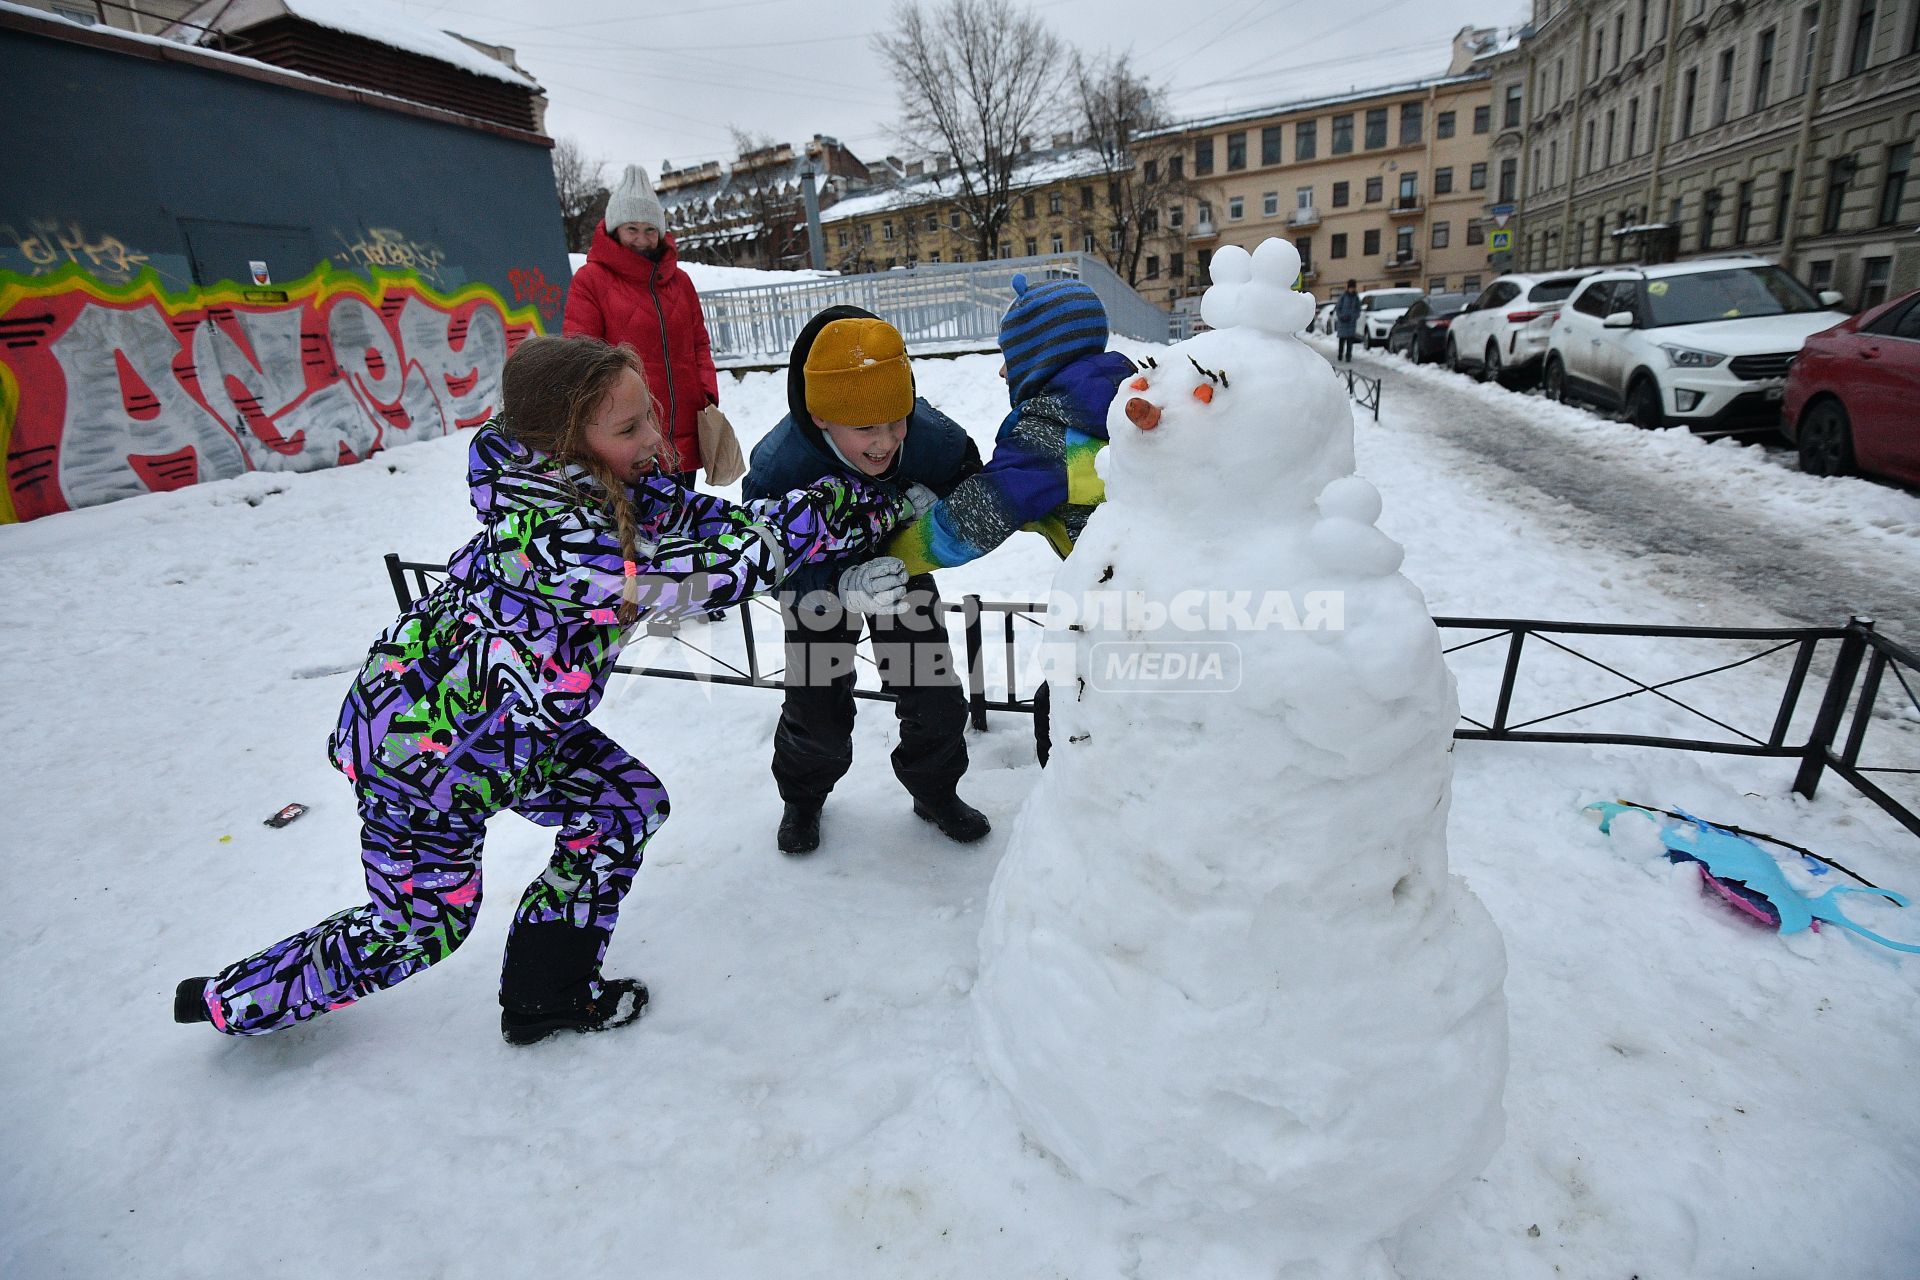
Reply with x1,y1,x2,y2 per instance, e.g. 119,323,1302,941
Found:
1186,355,1229,389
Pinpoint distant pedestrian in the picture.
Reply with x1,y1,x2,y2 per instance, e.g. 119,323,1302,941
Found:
1334,279,1362,362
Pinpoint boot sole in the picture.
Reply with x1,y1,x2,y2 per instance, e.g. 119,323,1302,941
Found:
502,981,649,1046
913,802,991,844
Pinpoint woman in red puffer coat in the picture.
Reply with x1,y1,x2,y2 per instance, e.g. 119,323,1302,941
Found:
564,165,719,479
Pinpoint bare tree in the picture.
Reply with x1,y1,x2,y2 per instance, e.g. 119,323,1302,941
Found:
551,137,608,253
874,0,1066,260
726,127,812,269
1069,52,1208,288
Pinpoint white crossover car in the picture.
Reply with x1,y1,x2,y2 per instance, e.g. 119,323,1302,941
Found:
1445,270,1597,381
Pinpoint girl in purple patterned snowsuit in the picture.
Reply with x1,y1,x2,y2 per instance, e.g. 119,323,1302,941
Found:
175,336,913,1045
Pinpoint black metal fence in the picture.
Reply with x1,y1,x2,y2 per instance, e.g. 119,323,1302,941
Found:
1340,368,1382,421
385,556,1918,838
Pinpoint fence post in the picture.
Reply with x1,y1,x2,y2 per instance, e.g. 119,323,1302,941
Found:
1489,628,1527,734
962,594,987,731
383,552,411,609
1792,617,1873,800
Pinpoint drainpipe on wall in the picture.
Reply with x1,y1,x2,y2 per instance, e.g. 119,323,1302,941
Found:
1779,0,1837,272
1644,0,1686,253
1557,15,1593,268
1516,52,1538,271
800,161,827,272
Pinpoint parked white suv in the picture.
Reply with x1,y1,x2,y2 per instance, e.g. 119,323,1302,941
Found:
1446,270,1598,381
1360,288,1426,349
1543,258,1847,433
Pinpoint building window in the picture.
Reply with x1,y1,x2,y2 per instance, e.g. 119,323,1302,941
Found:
1774,169,1795,239
1169,154,1184,180
1229,196,1245,221
1626,97,1640,156
1227,131,1247,170
1261,126,1282,165
1699,187,1721,249
1808,258,1834,290
1435,167,1454,194
1614,11,1626,65
998,244,1012,259
1401,102,1423,144
837,229,848,248
1861,256,1892,308
928,251,941,263
1398,173,1418,207
1022,193,1036,219
1800,4,1820,94
1365,176,1383,202
1550,138,1559,182
952,210,965,230
1462,273,1481,291
1498,158,1518,203
1146,254,1160,279
1198,201,1213,226
1736,179,1756,243
1473,104,1491,133
1170,251,1184,279
1881,142,1913,224
1754,28,1776,109
1296,120,1317,160
1432,221,1451,249
1025,237,1037,256
1049,191,1063,214
1295,236,1313,272
1713,48,1734,125
925,212,938,233
1332,181,1350,207
1593,26,1606,77
1503,83,1522,129
1050,233,1064,253
1169,204,1184,228
1331,233,1348,258
1263,190,1279,216
1586,119,1597,172
1849,0,1876,76
1680,66,1698,138
1144,160,1159,185
1824,156,1853,232
1195,137,1215,175
1604,109,1617,166
1396,226,1415,259
1365,107,1387,148
1332,113,1354,154
1431,276,1448,291
1467,219,1485,245
1437,110,1456,139
1363,228,1381,256
882,220,894,241
1470,162,1488,190
1638,0,1650,49
1080,185,1094,210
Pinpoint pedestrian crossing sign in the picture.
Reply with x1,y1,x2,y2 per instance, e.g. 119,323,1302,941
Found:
1489,229,1512,252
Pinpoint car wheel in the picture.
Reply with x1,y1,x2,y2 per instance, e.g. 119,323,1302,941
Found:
1542,355,1568,403
1626,377,1665,430
1446,337,1462,372
1410,338,1425,365
1483,342,1504,386
1797,399,1856,476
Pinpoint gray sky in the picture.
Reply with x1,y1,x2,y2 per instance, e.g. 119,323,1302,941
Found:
395,0,1532,178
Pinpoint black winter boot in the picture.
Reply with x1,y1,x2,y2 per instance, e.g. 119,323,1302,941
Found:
501,978,649,1046
174,977,213,1024
778,800,823,855
913,794,991,844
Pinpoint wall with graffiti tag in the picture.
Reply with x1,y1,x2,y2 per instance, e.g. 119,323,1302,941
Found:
0,266,542,523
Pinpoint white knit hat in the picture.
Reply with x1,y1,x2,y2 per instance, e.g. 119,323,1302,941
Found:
605,164,666,232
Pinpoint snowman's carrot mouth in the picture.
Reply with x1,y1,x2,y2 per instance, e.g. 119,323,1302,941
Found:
1125,397,1161,430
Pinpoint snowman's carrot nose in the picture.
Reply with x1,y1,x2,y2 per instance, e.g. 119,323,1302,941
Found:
1125,397,1160,430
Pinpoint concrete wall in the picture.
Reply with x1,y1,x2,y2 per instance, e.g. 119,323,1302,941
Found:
0,20,570,521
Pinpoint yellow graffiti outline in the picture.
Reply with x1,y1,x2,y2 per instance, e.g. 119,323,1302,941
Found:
0,262,546,525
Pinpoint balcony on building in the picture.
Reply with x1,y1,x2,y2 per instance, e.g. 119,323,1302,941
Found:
1287,205,1320,229
1189,218,1218,241
1383,252,1421,275
1388,195,1424,218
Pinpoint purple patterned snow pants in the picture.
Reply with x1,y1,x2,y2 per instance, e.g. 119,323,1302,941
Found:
203,722,669,1035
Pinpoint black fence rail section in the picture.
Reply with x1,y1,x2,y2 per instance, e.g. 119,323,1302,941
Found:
1340,368,1382,421
385,557,1919,839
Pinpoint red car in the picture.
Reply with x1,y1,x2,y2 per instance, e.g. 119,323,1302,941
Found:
1784,288,1920,486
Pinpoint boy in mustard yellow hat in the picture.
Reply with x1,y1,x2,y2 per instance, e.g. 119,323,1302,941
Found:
743,308,990,856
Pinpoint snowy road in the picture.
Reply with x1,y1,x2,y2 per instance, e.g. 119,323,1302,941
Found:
1332,340,1920,641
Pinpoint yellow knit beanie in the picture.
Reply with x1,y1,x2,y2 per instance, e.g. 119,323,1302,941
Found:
803,319,913,426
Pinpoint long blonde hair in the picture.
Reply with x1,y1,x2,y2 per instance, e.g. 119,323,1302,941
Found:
499,334,669,626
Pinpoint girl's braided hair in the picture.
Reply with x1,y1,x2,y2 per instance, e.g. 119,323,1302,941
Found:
499,334,678,626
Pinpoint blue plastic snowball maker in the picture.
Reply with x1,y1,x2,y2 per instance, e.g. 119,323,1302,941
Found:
1588,802,1920,954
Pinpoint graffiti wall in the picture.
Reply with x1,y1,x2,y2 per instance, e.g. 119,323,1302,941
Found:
0,265,543,523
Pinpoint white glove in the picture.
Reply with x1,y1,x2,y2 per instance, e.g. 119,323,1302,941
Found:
838,556,910,616
903,482,940,519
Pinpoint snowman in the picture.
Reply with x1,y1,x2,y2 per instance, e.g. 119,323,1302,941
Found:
971,238,1509,1280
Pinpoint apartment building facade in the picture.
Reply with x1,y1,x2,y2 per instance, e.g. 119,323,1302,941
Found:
1141,69,1500,305
1512,0,1920,307
657,135,871,270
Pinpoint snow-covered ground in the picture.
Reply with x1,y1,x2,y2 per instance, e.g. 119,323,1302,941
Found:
3,348,1918,1278
567,250,834,293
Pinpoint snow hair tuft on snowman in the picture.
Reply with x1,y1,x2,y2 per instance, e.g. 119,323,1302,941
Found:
1199,238,1318,335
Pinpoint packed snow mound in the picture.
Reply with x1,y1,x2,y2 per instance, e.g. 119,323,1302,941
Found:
1200,238,1318,335
972,240,1510,1279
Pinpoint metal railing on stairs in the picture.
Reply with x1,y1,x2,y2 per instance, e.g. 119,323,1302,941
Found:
697,252,1171,365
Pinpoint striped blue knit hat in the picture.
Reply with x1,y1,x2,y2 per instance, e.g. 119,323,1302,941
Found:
999,274,1109,403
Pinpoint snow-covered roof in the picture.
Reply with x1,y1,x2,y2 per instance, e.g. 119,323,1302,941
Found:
171,0,537,88
1141,72,1490,139
821,148,1112,225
